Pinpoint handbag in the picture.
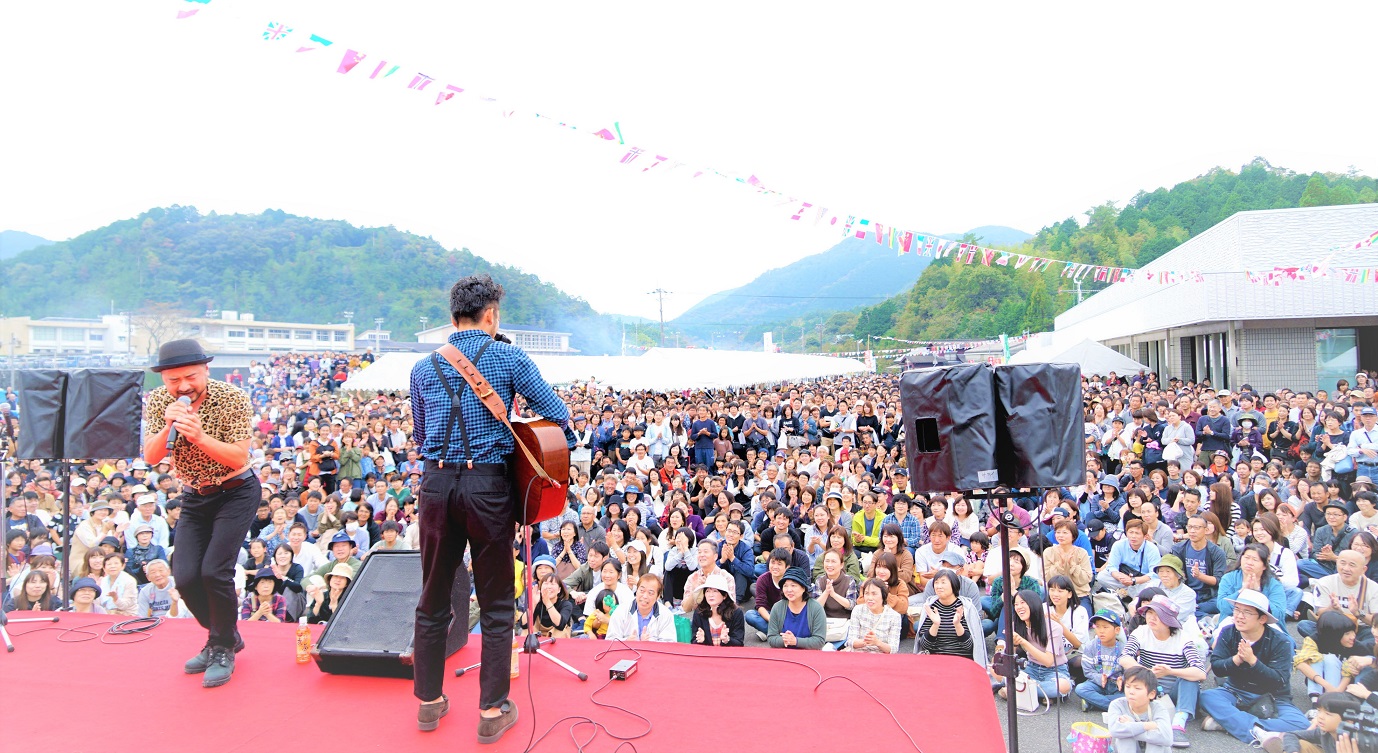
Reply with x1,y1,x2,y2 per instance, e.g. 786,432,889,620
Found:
1334,454,1356,475
1067,721,1111,753
787,435,808,449
1013,671,1047,714
825,617,849,642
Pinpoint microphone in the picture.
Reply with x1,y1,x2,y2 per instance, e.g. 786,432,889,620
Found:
166,395,192,450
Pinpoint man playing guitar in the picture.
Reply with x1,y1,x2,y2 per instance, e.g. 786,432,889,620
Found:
409,274,570,743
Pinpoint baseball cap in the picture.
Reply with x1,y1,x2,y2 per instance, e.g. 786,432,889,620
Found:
1085,518,1106,532
1359,407,1377,416
1088,609,1122,627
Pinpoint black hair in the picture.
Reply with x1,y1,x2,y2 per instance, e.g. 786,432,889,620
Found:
1012,589,1051,650
1316,691,1360,715
768,546,791,565
930,568,962,597
448,274,505,323
1315,610,1361,655
588,540,611,558
1121,666,1158,696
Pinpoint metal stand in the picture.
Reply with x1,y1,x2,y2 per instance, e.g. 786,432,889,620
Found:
518,524,587,680
453,525,588,682
0,610,60,653
969,489,1042,753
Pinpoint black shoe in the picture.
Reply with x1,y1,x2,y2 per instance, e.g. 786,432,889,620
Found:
202,646,235,688
184,635,245,674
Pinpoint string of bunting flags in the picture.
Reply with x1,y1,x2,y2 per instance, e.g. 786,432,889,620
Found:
174,0,1378,288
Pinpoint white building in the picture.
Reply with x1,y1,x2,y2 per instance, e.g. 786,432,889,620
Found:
183,311,355,353
0,315,131,355
1053,203,1378,393
416,324,577,355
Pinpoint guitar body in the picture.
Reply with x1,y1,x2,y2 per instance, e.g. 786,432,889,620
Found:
511,418,570,525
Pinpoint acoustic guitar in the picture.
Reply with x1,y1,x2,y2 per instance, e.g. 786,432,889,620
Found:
432,344,570,525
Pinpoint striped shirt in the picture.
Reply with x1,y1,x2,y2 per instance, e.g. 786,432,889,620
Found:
409,330,570,465
919,598,975,658
1122,625,1206,673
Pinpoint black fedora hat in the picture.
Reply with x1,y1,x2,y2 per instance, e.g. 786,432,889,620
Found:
150,339,213,372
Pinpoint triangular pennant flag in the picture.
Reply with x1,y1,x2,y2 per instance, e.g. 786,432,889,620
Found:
642,155,667,173
995,252,1011,266
370,62,399,79
1013,254,1030,269
873,222,886,245
263,22,292,40
337,50,366,74
900,231,913,254
296,34,332,52
408,73,434,91
789,202,813,221
980,249,995,266
619,147,644,164
435,84,463,105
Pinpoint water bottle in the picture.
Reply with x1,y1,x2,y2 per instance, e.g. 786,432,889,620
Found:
296,617,311,663
510,635,522,679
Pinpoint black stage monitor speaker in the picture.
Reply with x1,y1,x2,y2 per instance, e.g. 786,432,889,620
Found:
900,363,1000,494
16,369,143,460
994,363,1085,489
15,371,67,460
312,550,470,679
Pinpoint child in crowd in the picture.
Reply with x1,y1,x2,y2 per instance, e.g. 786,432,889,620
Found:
1105,666,1175,753
1075,610,1126,712
583,591,618,639
1273,692,1360,753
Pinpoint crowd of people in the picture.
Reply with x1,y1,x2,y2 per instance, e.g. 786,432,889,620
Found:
5,350,1378,752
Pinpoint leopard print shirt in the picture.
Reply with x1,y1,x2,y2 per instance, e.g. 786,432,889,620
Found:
144,379,252,489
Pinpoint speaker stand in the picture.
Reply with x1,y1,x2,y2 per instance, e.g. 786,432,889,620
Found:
0,611,61,653
969,488,1044,753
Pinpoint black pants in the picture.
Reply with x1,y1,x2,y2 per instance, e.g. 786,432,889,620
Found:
172,477,260,649
413,462,514,710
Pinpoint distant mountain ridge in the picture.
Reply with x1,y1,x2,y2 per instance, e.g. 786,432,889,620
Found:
939,225,1033,247
670,226,1030,343
0,230,54,259
0,207,632,354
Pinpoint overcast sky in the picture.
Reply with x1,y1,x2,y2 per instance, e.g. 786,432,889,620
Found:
3,1,1376,321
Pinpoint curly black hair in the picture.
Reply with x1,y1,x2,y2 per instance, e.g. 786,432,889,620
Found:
448,274,505,323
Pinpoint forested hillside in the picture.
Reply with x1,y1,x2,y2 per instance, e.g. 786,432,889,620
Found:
0,206,630,354
775,160,1378,350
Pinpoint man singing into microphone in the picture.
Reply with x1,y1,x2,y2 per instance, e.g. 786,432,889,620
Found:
142,339,257,688
411,274,569,742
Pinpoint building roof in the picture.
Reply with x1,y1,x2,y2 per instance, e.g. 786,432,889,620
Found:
1055,203,1378,343
415,324,571,338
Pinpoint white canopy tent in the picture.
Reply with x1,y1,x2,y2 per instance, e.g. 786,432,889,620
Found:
340,347,872,393
1007,337,1149,376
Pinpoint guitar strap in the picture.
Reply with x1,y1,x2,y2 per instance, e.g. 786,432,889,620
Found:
433,343,554,486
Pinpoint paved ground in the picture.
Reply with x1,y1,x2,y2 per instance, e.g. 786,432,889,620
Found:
739,623,1305,753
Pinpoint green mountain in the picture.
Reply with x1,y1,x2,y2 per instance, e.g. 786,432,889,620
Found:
0,206,631,354
0,230,54,260
671,226,1029,345
939,225,1033,247
794,159,1378,350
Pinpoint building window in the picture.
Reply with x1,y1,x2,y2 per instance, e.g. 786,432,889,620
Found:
227,330,247,338
333,331,348,342
294,330,313,341
316,331,331,342
268,329,290,340
31,327,57,341
89,333,104,341
248,328,264,339
1316,328,1357,394
60,329,85,343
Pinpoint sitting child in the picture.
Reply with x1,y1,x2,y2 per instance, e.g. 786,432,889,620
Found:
1075,610,1126,712
583,591,618,640
1105,666,1175,753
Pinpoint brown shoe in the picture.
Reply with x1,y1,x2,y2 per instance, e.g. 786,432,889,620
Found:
418,696,449,731
476,700,518,744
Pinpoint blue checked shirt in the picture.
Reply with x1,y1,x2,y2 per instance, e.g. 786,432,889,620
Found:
410,330,570,465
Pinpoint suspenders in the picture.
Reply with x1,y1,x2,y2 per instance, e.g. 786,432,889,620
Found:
427,340,495,468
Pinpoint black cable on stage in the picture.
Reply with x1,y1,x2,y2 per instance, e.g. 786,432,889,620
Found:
518,638,925,753
7,616,162,644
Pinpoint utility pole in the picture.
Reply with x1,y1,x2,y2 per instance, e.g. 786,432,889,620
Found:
648,289,670,347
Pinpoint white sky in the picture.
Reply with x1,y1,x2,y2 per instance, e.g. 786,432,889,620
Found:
3,1,1376,321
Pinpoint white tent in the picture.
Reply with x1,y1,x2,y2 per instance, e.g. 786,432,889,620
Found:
340,347,871,393
1007,338,1148,376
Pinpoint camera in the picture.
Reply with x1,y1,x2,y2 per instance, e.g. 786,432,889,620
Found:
1341,703,1378,752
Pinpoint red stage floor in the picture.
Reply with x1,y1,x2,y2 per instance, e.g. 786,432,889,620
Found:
2,612,1004,752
